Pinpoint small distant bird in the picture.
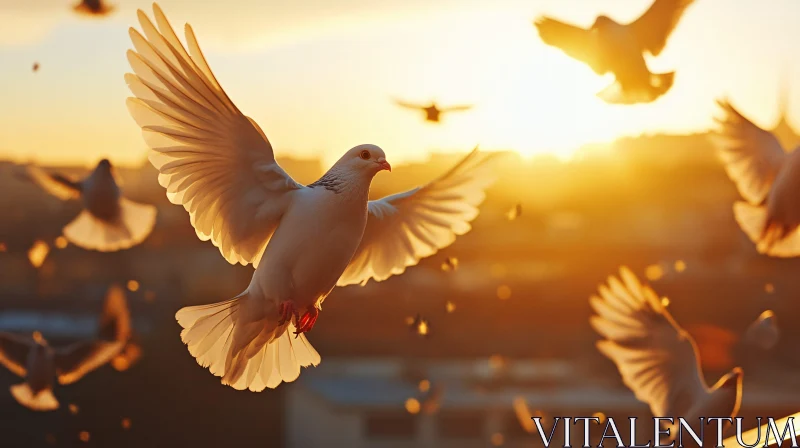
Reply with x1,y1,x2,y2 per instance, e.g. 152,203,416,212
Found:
394,100,472,123
590,267,742,434
73,0,115,17
440,256,458,272
27,159,157,252
32,62,40,73
0,287,130,411
712,100,800,257
745,310,779,351
534,0,695,104
125,5,495,391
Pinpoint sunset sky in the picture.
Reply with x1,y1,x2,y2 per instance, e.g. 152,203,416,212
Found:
0,0,799,167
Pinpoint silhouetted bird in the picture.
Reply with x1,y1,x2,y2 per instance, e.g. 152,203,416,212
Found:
535,0,694,104
394,100,472,123
125,4,496,391
590,267,742,439
712,100,800,257
0,288,130,411
32,62,39,72
27,159,157,252
73,0,114,17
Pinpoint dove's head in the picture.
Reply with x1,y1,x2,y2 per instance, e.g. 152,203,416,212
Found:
592,15,614,30
97,159,112,171
341,144,391,177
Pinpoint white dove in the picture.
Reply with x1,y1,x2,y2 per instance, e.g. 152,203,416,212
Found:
534,0,694,104
124,4,496,391
28,159,157,252
712,100,800,257
0,285,130,411
590,267,742,436
744,310,779,351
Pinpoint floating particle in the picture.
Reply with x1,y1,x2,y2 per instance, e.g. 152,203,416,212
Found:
674,260,686,273
765,283,775,294
79,431,90,443
512,397,536,433
404,316,416,326
32,331,44,344
661,297,670,307
441,257,458,272
445,301,456,313
127,280,140,292
0,242,6,252
645,264,664,281
417,320,429,336
54,236,68,249
28,240,49,268
405,398,421,414
68,403,79,415
488,354,507,371
112,342,143,372
491,432,505,446
121,417,132,430
592,412,607,424
418,379,430,393
144,290,156,302
506,203,522,221
496,285,511,300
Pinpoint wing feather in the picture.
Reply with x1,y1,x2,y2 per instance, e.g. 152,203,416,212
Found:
534,17,603,74
0,333,34,378
629,0,695,56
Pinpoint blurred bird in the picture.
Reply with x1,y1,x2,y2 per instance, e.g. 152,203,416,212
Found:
73,0,115,17
32,62,40,73
534,0,694,104
712,100,800,257
744,310,779,351
394,99,472,123
27,159,157,252
125,4,496,391
506,203,522,221
590,267,742,435
0,287,130,411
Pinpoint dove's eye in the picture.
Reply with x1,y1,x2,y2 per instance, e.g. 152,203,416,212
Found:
359,150,371,160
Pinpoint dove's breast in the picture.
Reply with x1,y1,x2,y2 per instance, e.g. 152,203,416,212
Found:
81,175,121,222
249,186,368,307
767,149,800,227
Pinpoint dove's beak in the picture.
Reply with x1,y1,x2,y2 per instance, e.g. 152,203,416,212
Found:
377,159,392,172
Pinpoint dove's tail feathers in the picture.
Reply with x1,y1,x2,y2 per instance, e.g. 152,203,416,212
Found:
9,384,59,411
63,198,156,252
176,295,320,392
734,201,800,257
596,72,674,105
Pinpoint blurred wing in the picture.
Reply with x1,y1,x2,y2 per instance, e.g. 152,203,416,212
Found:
590,266,708,417
0,333,34,378
26,165,81,201
439,105,472,113
534,17,603,74
337,149,496,287
97,284,131,342
125,5,301,267
394,99,423,110
629,0,695,56
711,100,786,205
55,340,125,385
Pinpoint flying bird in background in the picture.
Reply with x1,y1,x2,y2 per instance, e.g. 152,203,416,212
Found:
125,4,496,391
590,267,742,435
534,0,695,104
73,0,115,17
0,286,131,411
32,62,40,73
711,100,800,257
394,99,472,123
27,159,157,252
744,310,779,351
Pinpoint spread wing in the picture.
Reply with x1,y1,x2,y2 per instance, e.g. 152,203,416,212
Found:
590,266,708,418
711,99,786,205
97,284,132,343
26,165,82,201
337,149,496,287
125,4,302,268
394,99,424,111
439,105,472,113
0,333,34,378
628,0,695,56
534,17,603,74
54,340,125,385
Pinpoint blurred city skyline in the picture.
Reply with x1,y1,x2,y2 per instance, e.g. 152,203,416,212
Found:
1,0,799,167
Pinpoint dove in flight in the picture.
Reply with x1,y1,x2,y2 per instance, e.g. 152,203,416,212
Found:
0,285,131,411
124,4,496,391
534,0,694,104
590,267,742,436
711,100,800,257
394,99,472,123
73,0,115,17
744,310,779,351
27,159,157,252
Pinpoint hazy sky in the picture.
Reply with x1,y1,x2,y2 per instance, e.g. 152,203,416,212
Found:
0,0,799,167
